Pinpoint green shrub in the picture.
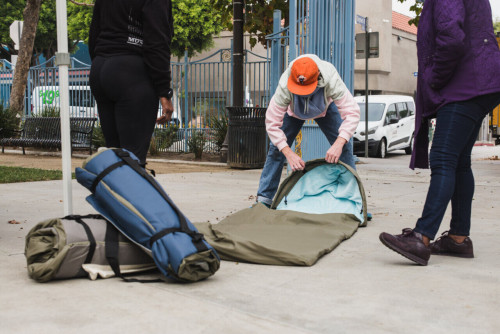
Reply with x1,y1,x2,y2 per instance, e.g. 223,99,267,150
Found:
208,113,228,152
0,104,20,139
37,106,60,117
187,130,206,160
92,126,106,150
149,125,179,155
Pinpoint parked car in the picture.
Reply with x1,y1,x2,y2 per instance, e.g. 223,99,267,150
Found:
31,86,181,127
31,85,98,118
353,95,415,158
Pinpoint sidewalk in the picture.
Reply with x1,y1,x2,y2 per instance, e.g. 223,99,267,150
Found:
1,146,499,333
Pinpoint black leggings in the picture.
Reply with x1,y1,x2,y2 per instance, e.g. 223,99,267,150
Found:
90,55,158,164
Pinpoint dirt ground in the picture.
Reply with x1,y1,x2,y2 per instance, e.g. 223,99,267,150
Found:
0,149,232,174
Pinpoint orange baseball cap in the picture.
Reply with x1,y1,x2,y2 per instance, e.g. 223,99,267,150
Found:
287,56,320,96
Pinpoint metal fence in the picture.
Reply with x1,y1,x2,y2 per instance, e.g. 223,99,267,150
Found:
168,48,269,152
2,1,358,158
1,48,270,154
0,59,14,109
266,0,356,162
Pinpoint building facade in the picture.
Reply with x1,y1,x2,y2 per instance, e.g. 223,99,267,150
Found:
354,1,418,97
197,1,418,100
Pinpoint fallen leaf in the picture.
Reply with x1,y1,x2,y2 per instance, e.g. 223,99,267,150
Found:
8,220,21,224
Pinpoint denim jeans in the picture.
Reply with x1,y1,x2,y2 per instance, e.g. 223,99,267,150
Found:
414,92,500,239
256,102,356,205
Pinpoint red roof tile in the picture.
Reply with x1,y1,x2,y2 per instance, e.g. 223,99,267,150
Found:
392,11,418,35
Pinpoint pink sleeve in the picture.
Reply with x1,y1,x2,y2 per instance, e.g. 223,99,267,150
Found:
334,91,360,141
265,97,289,151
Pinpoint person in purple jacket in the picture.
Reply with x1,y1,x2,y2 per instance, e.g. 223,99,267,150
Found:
379,0,500,265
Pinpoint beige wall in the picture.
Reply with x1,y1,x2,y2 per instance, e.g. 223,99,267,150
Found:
354,0,418,96
386,30,418,95
355,0,393,73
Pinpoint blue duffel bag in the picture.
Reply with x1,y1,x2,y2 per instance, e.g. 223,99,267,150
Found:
75,148,220,282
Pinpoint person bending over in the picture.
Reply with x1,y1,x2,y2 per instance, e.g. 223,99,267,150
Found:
256,54,360,207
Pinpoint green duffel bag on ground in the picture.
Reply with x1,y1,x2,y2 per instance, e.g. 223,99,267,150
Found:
25,214,156,282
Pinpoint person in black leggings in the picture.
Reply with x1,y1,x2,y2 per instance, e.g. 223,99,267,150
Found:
89,0,174,166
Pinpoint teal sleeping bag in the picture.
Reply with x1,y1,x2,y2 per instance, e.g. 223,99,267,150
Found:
195,160,367,266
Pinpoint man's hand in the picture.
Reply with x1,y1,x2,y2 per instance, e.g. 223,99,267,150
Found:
282,146,305,171
325,137,347,164
156,97,174,125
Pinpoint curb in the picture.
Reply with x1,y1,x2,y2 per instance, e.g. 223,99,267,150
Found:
1,148,228,167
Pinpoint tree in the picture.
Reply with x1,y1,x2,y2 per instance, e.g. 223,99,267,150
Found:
494,18,500,34
67,2,93,44
171,0,230,58
9,0,43,116
6,0,229,115
0,0,25,60
215,0,289,48
6,0,93,116
0,1,91,63
397,0,423,27
33,1,59,62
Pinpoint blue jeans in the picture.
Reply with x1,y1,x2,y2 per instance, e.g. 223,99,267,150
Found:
414,92,500,239
257,103,356,205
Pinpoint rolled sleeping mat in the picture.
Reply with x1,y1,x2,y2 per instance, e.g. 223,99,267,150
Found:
75,148,220,282
25,214,157,283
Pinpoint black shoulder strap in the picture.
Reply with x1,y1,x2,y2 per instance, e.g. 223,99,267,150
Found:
110,149,208,253
104,222,162,283
64,214,102,264
91,161,126,193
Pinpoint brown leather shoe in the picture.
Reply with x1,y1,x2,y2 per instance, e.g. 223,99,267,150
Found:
379,228,431,265
430,231,474,258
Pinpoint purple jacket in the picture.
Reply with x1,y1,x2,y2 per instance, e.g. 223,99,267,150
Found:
410,0,500,169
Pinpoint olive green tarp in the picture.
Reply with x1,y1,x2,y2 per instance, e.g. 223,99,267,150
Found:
195,160,367,266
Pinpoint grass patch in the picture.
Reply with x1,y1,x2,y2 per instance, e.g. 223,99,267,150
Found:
0,166,75,184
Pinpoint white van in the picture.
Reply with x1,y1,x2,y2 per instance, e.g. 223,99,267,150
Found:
31,86,98,118
353,95,415,158
31,85,181,126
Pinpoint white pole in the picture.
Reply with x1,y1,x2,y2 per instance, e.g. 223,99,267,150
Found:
55,0,73,215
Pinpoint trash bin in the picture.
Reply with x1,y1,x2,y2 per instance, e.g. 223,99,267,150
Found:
227,107,268,168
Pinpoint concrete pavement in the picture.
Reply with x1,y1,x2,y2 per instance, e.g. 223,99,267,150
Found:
1,146,499,333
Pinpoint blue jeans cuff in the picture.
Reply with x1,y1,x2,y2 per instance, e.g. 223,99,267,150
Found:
257,196,273,206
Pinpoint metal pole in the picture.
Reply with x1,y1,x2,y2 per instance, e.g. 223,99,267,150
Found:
222,1,244,163
232,0,244,106
289,0,297,61
184,49,189,152
364,18,369,158
270,10,281,97
55,0,72,215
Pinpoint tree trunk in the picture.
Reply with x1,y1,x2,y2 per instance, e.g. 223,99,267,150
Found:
9,0,43,117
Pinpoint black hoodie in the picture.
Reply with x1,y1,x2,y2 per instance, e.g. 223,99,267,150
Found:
89,0,173,97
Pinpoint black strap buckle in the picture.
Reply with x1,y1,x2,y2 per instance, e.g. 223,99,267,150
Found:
190,232,204,243
116,150,130,158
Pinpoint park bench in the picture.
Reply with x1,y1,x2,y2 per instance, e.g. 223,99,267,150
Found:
1,116,97,155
